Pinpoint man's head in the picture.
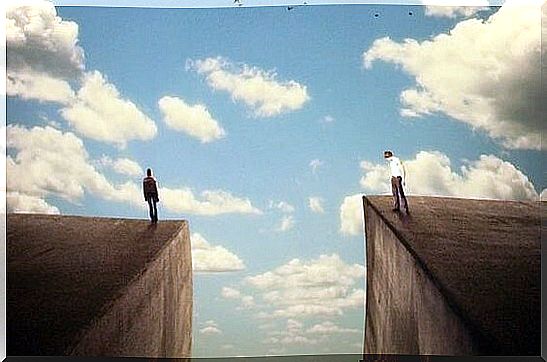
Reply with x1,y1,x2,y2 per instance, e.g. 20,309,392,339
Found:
147,168,152,176
384,150,393,159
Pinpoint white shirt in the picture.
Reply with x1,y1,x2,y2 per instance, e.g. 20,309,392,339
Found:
387,156,404,178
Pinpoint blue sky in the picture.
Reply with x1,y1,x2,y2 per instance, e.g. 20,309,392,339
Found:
5,0,545,357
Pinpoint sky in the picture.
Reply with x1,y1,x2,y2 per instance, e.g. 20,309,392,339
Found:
4,0,546,357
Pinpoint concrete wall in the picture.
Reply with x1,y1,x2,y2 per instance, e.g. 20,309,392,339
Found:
69,224,192,357
364,202,478,355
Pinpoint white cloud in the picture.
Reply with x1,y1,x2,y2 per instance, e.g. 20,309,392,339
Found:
158,95,225,143
6,0,83,103
269,200,295,213
339,194,364,236
98,156,143,177
6,125,143,213
221,286,255,310
200,320,222,335
161,188,261,216
278,215,295,232
305,321,361,335
423,1,489,18
363,3,544,149
309,159,323,174
241,295,256,308
191,233,245,273
7,70,75,104
308,197,325,213
264,319,319,346
60,71,157,147
221,287,242,299
6,191,60,214
187,57,310,117
541,189,547,201
6,124,261,216
247,254,365,318
320,115,335,123
360,151,540,200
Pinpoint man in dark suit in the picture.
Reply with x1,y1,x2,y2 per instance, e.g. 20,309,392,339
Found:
143,168,159,223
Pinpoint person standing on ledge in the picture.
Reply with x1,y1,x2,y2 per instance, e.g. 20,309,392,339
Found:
143,168,159,223
384,150,409,214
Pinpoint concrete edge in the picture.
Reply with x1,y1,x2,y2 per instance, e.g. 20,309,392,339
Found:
361,196,497,353
63,220,189,354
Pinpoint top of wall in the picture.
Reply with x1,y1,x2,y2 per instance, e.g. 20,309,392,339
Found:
7,213,188,356
363,195,543,355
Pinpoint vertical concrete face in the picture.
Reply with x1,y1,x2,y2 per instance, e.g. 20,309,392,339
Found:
7,214,193,357
70,225,193,357
364,202,477,355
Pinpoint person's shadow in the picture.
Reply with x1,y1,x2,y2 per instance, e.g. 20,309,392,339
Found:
396,211,412,226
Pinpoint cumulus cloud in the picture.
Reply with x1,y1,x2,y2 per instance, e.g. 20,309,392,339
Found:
7,0,84,77
221,286,255,310
187,57,310,117
158,95,225,143
320,115,335,123
6,125,143,213
308,197,325,213
360,151,540,201
7,2,162,147
7,70,75,104
246,254,365,318
6,0,84,103
339,194,364,236
221,287,242,299
98,156,143,177
161,188,261,216
305,321,361,335
199,320,222,335
60,71,157,147
264,319,319,346
269,200,295,213
6,124,258,216
363,3,544,149
6,120,261,218
6,191,60,214
191,233,245,273
309,159,323,174
541,189,547,201
423,1,490,18
278,215,295,232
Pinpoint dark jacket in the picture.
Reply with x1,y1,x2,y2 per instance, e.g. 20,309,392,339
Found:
143,176,159,202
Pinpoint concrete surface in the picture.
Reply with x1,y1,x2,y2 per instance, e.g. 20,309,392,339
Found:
363,196,542,356
7,214,193,357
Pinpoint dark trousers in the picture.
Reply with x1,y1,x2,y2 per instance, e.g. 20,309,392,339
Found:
391,176,408,211
147,198,158,222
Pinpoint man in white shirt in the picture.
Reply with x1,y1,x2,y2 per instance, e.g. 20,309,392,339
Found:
384,150,409,214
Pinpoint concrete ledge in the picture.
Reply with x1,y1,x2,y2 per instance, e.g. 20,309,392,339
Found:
363,196,542,355
7,214,193,357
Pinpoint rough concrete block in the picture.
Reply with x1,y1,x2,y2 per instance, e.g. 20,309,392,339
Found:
363,196,542,356
7,214,193,357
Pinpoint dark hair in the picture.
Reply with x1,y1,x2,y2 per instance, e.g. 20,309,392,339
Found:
384,150,393,157
147,168,152,176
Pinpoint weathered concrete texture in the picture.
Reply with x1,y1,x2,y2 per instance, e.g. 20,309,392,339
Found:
363,196,542,356
7,214,193,357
